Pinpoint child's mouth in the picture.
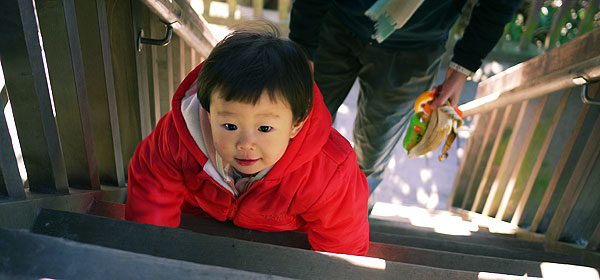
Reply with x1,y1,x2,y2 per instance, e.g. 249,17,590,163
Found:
235,158,259,166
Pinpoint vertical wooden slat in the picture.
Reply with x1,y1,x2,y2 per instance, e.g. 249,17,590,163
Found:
471,105,516,213
73,0,120,186
482,100,531,217
202,0,211,17
576,0,599,36
150,17,161,126
530,84,600,232
106,0,142,181
133,0,152,139
545,114,600,241
0,94,25,198
464,108,502,210
184,44,192,75
495,96,547,221
63,0,100,190
559,149,600,245
167,37,176,102
191,50,197,72
153,20,170,118
0,0,69,194
519,0,544,50
171,36,181,101
588,222,600,250
144,10,156,128
449,112,491,208
36,0,101,190
97,0,125,187
511,89,571,226
179,37,186,83
227,0,237,18
447,115,480,208
253,0,263,18
150,14,168,126
278,0,289,20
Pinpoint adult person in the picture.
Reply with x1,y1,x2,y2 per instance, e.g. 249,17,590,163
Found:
289,0,521,195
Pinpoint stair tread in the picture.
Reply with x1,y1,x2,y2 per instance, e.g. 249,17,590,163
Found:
0,227,290,280
369,217,545,250
30,208,550,280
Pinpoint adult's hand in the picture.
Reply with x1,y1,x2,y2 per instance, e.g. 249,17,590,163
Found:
430,68,468,110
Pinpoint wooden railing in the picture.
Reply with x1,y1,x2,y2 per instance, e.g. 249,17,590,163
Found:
0,0,215,221
449,28,600,257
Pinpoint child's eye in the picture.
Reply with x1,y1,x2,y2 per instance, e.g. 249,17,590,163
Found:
223,124,237,131
258,126,272,133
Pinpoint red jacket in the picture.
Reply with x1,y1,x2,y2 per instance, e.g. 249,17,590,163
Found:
125,63,369,255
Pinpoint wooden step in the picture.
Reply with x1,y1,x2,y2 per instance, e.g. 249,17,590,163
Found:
369,217,546,251
370,231,583,264
87,200,587,274
31,208,551,280
0,227,289,280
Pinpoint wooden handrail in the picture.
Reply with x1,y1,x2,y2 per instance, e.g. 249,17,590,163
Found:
140,0,218,58
459,28,600,117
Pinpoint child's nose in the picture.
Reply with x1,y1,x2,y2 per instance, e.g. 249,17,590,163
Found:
236,135,255,150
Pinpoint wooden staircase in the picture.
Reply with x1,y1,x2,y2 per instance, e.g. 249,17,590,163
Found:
1,200,598,279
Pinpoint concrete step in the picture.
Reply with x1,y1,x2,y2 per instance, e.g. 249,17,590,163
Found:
31,208,548,280
0,228,289,280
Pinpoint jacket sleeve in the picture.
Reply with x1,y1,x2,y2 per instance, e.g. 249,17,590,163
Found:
301,151,370,256
289,0,332,61
125,113,186,227
452,0,522,72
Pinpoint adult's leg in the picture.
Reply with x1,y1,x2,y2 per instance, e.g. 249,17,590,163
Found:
354,44,445,194
313,13,364,121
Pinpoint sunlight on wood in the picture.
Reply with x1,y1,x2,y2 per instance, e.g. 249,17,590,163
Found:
319,252,387,270
540,262,600,280
371,202,477,236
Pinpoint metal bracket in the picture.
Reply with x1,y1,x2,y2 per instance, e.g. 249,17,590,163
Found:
574,77,600,106
137,21,175,52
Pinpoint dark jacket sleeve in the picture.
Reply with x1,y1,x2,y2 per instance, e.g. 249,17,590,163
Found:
452,0,522,72
125,113,187,227
301,150,370,256
289,0,332,61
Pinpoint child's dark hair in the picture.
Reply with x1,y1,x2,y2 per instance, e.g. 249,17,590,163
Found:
197,24,313,123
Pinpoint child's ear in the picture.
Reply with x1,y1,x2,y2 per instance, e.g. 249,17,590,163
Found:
290,119,306,139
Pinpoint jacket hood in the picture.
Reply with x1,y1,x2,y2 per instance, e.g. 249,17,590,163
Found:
171,63,333,180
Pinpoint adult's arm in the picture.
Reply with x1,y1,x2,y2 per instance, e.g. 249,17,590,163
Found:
452,0,522,72
125,113,187,227
289,0,332,61
432,0,522,109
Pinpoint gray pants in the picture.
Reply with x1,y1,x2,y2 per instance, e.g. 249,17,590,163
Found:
314,13,445,194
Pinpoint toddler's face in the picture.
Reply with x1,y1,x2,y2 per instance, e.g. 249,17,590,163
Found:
208,91,304,175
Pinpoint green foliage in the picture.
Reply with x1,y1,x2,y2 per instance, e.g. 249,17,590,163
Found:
505,0,600,49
